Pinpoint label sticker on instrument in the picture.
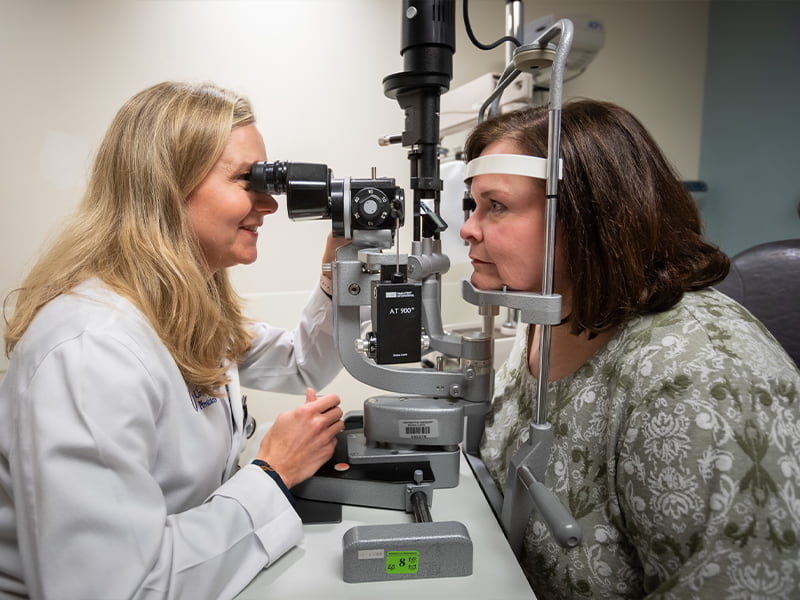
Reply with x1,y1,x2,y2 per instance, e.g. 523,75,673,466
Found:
358,549,384,560
385,551,419,574
399,419,438,440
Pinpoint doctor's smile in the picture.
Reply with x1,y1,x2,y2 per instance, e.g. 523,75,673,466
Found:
239,223,260,236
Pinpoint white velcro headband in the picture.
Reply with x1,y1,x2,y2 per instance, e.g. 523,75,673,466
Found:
464,154,563,181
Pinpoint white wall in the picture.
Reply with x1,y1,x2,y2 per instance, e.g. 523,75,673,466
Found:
0,0,709,425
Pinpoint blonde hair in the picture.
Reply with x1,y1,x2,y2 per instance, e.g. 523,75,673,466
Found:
4,81,256,395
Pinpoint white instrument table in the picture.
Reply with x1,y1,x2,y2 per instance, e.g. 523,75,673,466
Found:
236,452,535,599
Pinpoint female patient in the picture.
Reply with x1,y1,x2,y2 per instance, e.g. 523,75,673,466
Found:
0,81,345,599
462,99,800,599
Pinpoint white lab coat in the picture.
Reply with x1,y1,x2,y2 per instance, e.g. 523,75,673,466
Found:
0,278,341,599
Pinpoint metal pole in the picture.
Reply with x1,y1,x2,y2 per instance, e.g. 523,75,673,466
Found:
504,0,524,66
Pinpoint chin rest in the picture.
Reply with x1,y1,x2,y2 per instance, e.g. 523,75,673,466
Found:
715,239,800,368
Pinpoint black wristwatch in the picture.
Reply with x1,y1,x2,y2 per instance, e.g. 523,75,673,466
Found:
251,459,294,505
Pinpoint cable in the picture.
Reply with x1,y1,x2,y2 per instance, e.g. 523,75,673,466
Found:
462,0,521,51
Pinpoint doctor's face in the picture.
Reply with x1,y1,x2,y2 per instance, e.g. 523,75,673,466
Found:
460,139,563,293
185,124,278,273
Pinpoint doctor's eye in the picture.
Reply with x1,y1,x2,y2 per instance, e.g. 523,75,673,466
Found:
236,173,253,190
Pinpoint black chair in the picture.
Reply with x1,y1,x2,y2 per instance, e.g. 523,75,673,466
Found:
715,239,800,368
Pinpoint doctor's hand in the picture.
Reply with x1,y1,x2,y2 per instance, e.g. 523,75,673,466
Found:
321,232,350,265
255,388,343,489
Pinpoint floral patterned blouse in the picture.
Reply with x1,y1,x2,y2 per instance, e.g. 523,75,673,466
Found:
480,288,800,599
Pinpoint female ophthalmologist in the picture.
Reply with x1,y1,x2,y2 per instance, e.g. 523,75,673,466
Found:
0,81,347,599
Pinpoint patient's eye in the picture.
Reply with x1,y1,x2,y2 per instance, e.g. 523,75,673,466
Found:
490,199,505,213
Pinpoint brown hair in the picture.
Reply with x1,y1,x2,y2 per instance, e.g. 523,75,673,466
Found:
464,99,729,335
5,81,257,395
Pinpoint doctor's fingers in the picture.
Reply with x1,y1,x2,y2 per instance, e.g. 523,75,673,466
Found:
306,392,342,413
321,414,345,439
319,404,344,426
303,409,344,444
321,232,351,264
297,397,342,424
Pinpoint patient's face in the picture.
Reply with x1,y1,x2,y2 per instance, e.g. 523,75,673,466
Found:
460,139,563,293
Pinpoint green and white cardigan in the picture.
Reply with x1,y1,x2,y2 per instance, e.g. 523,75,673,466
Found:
480,288,800,599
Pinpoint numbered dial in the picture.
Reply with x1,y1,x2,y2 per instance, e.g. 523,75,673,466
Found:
352,187,391,228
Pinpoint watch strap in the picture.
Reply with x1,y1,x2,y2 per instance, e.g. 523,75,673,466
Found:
319,274,333,298
251,459,294,505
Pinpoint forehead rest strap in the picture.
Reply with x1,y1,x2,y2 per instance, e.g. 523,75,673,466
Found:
464,154,562,181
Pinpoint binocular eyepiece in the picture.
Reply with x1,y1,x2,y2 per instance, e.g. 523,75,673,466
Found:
248,161,404,238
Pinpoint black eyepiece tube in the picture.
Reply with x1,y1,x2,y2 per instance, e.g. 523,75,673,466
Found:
249,161,332,221
248,161,288,194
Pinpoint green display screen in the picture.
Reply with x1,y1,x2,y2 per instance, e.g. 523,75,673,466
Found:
385,551,419,574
